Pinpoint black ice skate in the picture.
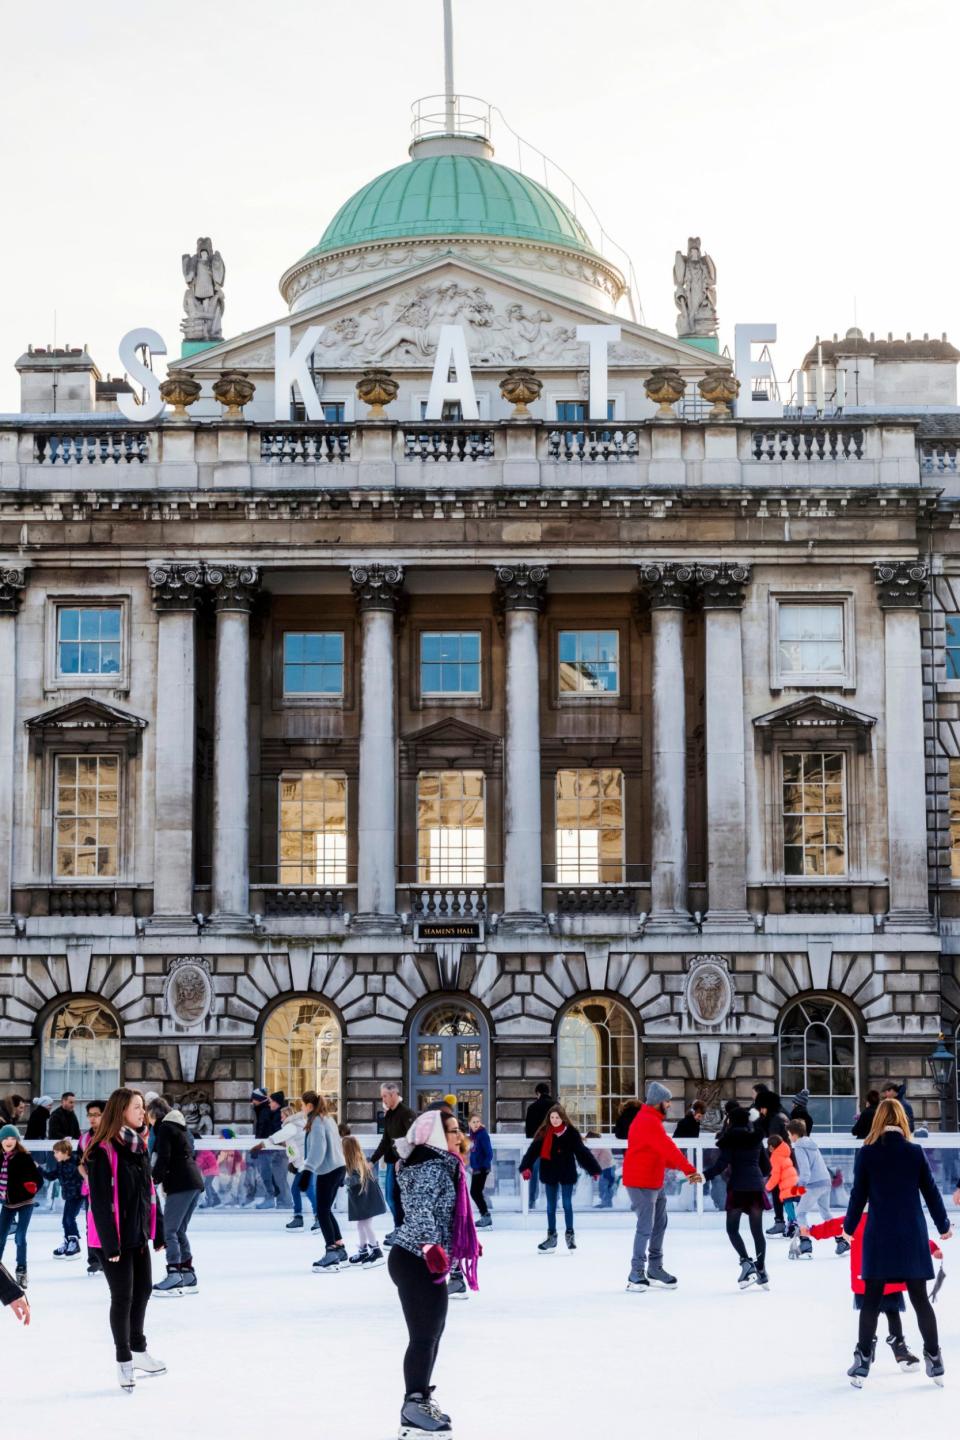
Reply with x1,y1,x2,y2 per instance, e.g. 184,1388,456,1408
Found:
738,1259,758,1290
847,1345,872,1388
754,1265,770,1289
626,1270,649,1293
362,1245,385,1269
648,1263,677,1289
923,1349,945,1387
886,1334,920,1372
285,1215,304,1231
153,1264,186,1297
475,1214,492,1229
398,1391,452,1438
538,1232,557,1255
835,1238,851,1257
348,1245,369,1266
447,1269,468,1299
15,1267,27,1290
312,1245,346,1273
564,1230,576,1252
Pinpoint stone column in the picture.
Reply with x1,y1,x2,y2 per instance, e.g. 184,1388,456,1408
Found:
0,569,26,928
208,564,261,927
698,562,753,930
148,563,204,928
875,561,931,928
351,564,404,928
496,564,548,928
640,563,696,931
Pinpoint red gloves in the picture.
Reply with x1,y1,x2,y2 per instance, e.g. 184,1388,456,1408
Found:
23,1182,37,1195
423,1244,449,1275
521,1169,532,1181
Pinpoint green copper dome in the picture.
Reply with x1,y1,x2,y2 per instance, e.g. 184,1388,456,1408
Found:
308,155,595,257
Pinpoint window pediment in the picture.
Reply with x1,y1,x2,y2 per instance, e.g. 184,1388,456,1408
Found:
26,697,147,753
753,696,875,753
400,717,502,774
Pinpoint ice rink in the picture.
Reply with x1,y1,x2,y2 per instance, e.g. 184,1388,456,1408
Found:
6,1210,956,1436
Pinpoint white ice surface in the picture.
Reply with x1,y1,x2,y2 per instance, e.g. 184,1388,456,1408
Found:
5,1210,956,1437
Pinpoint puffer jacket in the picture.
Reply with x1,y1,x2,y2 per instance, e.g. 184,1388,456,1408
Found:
261,1112,306,1170
766,1143,802,1200
623,1105,696,1189
152,1111,203,1195
0,1149,42,1209
792,1135,830,1189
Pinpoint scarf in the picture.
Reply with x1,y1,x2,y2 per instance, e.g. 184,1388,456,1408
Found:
541,1124,566,1162
449,1154,481,1292
0,1152,8,1203
118,1125,147,1154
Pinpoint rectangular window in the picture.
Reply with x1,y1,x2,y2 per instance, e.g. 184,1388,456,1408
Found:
946,615,960,680
291,400,345,422
278,772,347,885
417,771,485,884
950,758,960,879
782,752,846,876
419,401,463,421
777,603,844,680
57,606,122,678
420,632,481,697
282,632,344,697
555,769,625,883
54,754,119,879
555,401,616,422
558,630,619,695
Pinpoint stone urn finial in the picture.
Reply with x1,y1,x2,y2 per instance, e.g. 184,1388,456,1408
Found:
356,368,399,419
499,367,543,419
212,370,255,420
698,370,740,420
159,374,201,421
644,367,686,419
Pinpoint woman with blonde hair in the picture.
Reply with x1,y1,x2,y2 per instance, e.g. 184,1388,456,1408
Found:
300,1091,347,1272
842,1097,953,1387
342,1134,387,1268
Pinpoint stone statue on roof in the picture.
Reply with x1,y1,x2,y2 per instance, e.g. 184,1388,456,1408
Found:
674,237,717,339
182,238,225,342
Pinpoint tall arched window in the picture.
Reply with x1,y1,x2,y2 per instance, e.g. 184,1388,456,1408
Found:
41,999,120,1102
263,998,341,1113
558,997,638,1132
778,997,858,1129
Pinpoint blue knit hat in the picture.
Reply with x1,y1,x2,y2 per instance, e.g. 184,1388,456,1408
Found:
0,1124,20,1142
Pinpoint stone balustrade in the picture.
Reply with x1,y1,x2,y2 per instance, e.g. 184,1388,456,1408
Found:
34,429,150,464
260,428,351,464
402,426,495,462
750,426,865,462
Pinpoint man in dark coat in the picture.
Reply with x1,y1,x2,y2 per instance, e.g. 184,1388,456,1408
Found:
851,1090,880,1139
250,1088,286,1208
370,1082,416,1237
673,1101,705,1138
881,1082,915,1133
48,1093,81,1142
523,1083,555,1209
752,1085,789,1232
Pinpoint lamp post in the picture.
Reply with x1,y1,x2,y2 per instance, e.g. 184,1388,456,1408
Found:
925,1035,956,1132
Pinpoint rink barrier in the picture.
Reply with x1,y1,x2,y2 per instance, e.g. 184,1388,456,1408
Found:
23,1133,960,1228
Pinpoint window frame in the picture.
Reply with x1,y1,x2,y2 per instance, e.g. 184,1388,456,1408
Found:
41,998,121,1105
556,995,639,1133
261,996,342,1115
554,767,626,884
780,750,848,880
555,625,622,701
777,996,859,1130
419,629,483,701
407,618,492,712
53,752,122,883
280,630,346,701
45,595,130,693
271,620,354,711
949,756,960,881
768,592,856,693
415,769,487,886
277,770,349,887
943,612,960,688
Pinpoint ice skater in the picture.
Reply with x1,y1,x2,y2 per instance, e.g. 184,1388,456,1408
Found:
0,1124,42,1289
841,1096,952,1388
342,1133,387,1268
371,1083,417,1240
151,1106,204,1297
702,1107,770,1290
389,1109,480,1438
43,1138,84,1259
86,1088,166,1392
765,1135,801,1237
520,1103,601,1254
786,1120,832,1257
622,1082,702,1292
467,1114,493,1228
302,1092,348,1273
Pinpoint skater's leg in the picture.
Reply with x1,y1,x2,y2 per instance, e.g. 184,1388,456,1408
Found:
885,1307,904,1342
782,1198,797,1227
388,1243,449,1396
128,1244,154,1356
725,1209,748,1260
544,1183,558,1234
772,1189,784,1223
858,1278,886,1351
13,1205,32,1270
816,1185,832,1223
529,1157,540,1210
747,1208,766,1269
162,1190,192,1266
357,1218,376,1247
470,1168,489,1217
627,1187,656,1274
314,1169,344,1247
905,1278,939,1355
101,1248,137,1362
62,1194,81,1241
648,1187,668,1269
560,1184,575,1234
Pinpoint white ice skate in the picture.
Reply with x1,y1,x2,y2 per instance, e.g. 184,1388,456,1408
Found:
117,1361,136,1392
133,1350,167,1376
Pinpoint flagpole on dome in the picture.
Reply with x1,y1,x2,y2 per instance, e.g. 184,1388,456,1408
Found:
443,0,456,135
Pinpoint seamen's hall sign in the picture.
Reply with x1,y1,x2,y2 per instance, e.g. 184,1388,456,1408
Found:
116,322,782,424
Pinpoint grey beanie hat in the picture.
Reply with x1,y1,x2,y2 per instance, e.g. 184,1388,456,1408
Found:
645,1080,673,1106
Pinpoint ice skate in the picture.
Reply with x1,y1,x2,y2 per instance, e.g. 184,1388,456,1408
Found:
313,1245,346,1273
179,1265,198,1295
886,1334,920,1372
475,1214,492,1229
766,1220,785,1236
383,1228,399,1247
54,1237,80,1259
348,1245,369,1266
788,1234,800,1260
153,1265,185,1297
648,1263,677,1289
538,1232,557,1255
362,1245,385,1269
835,1238,851,1257
447,1269,468,1299
754,1265,770,1289
738,1258,758,1290
255,1197,277,1210
132,1350,167,1376
118,1361,136,1392
398,1390,452,1438
564,1229,576,1253
784,1221,798,1240
923,1349,945,1386
626,1270,650,1293
15,1266,27,1290
285,1214,304,1231
847,1345,872,1388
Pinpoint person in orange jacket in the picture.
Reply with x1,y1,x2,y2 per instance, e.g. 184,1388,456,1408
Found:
766,1135,803,1238
802,1213,943,1373
623,1082,702,1293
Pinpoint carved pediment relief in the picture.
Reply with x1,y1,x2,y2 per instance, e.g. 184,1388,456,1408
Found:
26,697,147,753
753,696,876,753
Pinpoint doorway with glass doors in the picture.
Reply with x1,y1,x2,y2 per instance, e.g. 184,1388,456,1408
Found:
410,1000,489,1128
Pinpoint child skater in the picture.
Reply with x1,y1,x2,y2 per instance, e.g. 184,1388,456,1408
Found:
342,1134,387,1269
802,1213,942,1376
787,1119,832,1257
44,1138,84,1259
766,1134,802,1238
0,1125,42,1288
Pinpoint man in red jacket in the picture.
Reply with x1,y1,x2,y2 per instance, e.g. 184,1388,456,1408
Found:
623,1081,702,1293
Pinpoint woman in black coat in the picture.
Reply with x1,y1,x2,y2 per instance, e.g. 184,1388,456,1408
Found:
842,1098,953,1384
152,1109,204,1297
703,1109,770,1289
520,1103,600,1254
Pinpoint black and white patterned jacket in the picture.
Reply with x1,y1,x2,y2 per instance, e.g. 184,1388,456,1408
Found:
393,1149,460,1259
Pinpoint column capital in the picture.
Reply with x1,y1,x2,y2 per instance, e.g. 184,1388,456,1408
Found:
0,568,27,615
494,564,548,612
205,563,261,613
696,561,753,609
350,563,405,613
874,559,928,609
148,562,205,612
638,562,696,610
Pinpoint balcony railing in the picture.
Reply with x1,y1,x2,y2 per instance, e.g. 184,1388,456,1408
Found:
547,426,642,463
750,426,865,462
553,885,638,915
402,426,495,462
921,442,959,475
11,885,153,918
259,428,351,464
34,430,149,464
410,888,487,919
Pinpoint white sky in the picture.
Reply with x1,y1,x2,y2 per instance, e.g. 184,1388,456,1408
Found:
1,0,958,412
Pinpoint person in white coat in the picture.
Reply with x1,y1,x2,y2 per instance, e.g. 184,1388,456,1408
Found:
255,1104,313,1232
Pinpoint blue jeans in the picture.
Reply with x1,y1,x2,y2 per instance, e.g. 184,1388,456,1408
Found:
291,1169,316,1216
257,1150,286,1200
544,1182,574,1234
0,1203,33,1268
597,1167,617,1208
62,1193,82,1240
528,1157,541,1209
384,1163,401,1227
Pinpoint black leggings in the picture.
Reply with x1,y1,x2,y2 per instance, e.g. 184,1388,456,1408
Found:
725,1208,766,1268
313,1167,345,1247
97,1246,153,1362
859,1279,938,1354
389,1243,449,1398
470,1169,489,1217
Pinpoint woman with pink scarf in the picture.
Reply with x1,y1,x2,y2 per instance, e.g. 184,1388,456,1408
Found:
389,1109,480,1439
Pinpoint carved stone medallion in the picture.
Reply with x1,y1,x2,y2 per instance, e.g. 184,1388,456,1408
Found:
164,957,214,1028
683,954,734,1029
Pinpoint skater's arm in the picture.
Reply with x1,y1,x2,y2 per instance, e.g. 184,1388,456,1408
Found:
519,1138,540,1176
805,1217,843,1241
302,1120,329,1174
573,1132,602,1178
397,1164,456,1250
655,1126,696,1177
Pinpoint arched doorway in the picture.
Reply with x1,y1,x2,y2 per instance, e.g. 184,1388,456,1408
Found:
558,996,639,1132
41,998,121,1103
778,996,858,1129
410,1000,489,1125
262,997,342,1114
